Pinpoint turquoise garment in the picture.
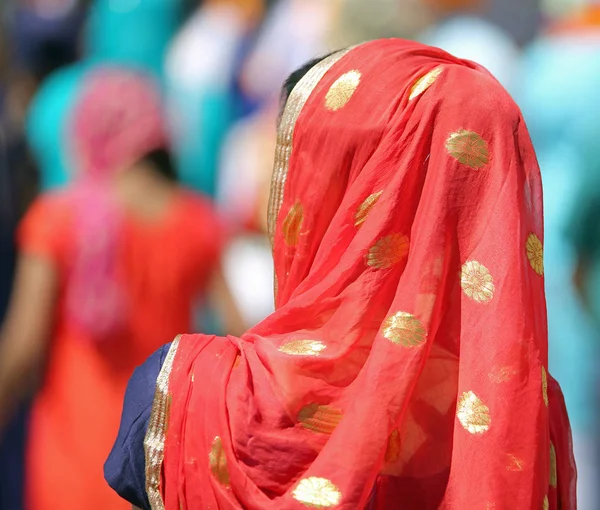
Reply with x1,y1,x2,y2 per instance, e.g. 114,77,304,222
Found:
86,0,186,80
168,86,234,196
518,35,600,432
26,63,89,190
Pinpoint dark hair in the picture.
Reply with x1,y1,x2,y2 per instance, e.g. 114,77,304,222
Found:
280,52,337,112
140,148,177,182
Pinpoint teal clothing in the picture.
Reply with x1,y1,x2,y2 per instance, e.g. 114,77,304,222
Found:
86,0,186,81
26,63,89,190
519,34,600,432
168,85,234,197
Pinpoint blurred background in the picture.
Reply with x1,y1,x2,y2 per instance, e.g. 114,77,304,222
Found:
1,0,600,508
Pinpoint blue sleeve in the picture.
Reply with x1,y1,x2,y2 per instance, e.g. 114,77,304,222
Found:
104,343,172,510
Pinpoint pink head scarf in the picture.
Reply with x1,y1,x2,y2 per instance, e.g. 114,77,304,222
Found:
66,67,168,341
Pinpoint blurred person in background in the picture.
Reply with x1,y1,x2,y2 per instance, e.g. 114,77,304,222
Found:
0,68,244,509
518,1,600,506
0,34,35,510
107,39,576,510
26,0,188,192
419,0,520,91
0,1,85,504
216,0,339,326
85,0,188,81
165,0,268,198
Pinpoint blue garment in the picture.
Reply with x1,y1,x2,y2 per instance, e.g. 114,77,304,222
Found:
105,343,171,510
518,34,600,432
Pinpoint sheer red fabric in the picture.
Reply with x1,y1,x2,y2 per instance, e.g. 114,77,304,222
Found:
151,39,576,509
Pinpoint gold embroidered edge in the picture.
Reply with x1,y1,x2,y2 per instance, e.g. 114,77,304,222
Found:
267,48,352,246
144,336,181,510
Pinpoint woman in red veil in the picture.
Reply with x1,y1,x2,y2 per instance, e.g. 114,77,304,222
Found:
107,38,576,509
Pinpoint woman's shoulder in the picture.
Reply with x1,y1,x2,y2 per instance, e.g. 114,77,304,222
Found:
17,190,74,259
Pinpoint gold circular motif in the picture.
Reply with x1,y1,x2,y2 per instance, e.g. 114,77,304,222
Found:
208,436,230,487
456,391,491,434
367,234,410,269
542,366,549,407
382,312,426,348
354,191,383,228
409,66,443,101
282,201,304,247
278,340,327,356
526,233,544,276
292,477,342,508
298,404,343,435
446,130,490,170
325,70,361,111
461,261,495,303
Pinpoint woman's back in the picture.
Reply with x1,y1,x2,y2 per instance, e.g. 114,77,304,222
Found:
22,186,222,509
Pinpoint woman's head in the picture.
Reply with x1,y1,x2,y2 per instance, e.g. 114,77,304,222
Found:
280,53,336,114
70,67,168,181
267,39,535,314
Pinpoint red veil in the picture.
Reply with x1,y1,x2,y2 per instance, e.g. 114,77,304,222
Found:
145,39,576,509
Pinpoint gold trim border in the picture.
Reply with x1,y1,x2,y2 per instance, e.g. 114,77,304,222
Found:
267,49,351,246
144,336,181,510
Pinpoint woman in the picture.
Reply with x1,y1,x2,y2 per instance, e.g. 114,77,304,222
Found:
0,68,243,509
165,0,266,197
107,39,576,509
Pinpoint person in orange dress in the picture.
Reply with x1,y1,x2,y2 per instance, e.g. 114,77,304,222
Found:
0,67,244,510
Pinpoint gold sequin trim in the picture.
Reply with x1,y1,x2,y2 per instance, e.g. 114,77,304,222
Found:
542,366,549,407
292,477,342,508
543,495,549,510
268,50,351,245
550,442,557,488
526,233,544,276
209,436,230,487
506,454,524,472
144,337,181,510
325,70,361,111
367,233,409,269
385,429,401,463
282,201,304,247
279,339,327,356
457,391,491,434
409,66,443,101
461,261,495,303
355,191,383,228
298,404,343,435
446,130,490,170
382,312,426,348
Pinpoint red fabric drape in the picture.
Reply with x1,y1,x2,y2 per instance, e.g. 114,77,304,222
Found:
154,39,576,509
